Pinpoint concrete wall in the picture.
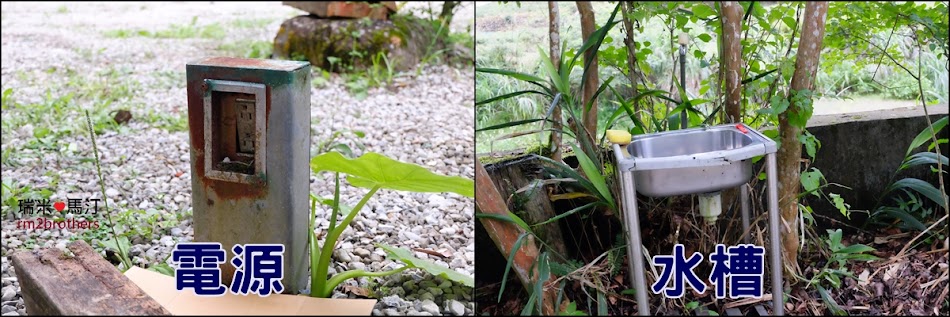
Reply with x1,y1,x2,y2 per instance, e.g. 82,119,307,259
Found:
801,105,949,221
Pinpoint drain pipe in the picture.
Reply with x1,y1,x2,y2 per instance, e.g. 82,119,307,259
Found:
678,33,688,130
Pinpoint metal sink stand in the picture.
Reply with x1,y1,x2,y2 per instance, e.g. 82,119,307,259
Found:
611,126,784,316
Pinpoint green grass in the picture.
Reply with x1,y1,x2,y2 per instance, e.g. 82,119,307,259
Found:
1,65,143,169
103,16,225,39
216,40,273,59
229,17,275,29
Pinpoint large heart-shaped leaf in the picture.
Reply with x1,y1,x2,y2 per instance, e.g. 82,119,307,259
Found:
377,244,474,287
310,152,474,198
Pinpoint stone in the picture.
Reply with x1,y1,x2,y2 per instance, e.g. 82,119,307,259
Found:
159,236,175,247
380,295,404,308
353,247,371,258
418,292,435,302
445,300,465,316
419,299,440,315
170,228,183,237
1,288,13,302
273,14,461,73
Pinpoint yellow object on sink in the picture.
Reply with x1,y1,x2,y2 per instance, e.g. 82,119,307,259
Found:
606,130,632,145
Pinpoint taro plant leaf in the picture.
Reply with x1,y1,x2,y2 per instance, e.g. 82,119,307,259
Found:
310,152,474,198
377,244,474,287
570,144,616,208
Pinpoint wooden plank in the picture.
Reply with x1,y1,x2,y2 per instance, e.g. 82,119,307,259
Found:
476,160,557,315
484,155,568,258
10,240,171,315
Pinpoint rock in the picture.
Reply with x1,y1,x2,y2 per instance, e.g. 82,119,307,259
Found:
445,300,465,316
403,231,422,241
170,228,183,237
378,224,395,233
419,292,435,302
1,306,14,314
348,262,366,271
159,236,175,247
353,247,371,258
419,299,440,315
427,287,443,296
105,188,119,197
129,245,144,256
1,288,13,302
273,14,451,72
380,295,405,308
1,311,18,316
333,249,353,263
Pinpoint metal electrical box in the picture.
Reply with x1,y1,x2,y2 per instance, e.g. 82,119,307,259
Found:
186,57,311,293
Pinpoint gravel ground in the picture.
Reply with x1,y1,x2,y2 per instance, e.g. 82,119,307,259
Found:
1,2,474,316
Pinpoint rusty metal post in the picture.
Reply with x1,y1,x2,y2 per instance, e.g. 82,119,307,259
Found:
186,57,311,294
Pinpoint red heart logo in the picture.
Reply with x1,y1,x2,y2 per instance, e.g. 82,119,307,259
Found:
53,201,66,212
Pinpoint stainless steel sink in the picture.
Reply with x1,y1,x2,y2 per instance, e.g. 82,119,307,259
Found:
611,123,783,316
613,123,776,197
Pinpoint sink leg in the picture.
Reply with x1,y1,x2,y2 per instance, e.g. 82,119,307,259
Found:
621,172,650,316
766,153,784,315
741,184,750,244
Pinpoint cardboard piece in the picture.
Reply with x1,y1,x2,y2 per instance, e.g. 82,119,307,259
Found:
124,267,377,315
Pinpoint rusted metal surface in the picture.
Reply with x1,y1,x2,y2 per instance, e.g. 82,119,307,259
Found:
186,57,311,293
202,79,267,185
283,1,396,20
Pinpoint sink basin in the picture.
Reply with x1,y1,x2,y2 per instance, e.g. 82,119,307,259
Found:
612,124,777,197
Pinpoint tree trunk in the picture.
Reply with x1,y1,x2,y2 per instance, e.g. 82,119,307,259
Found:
777,1,828,276
439,1,459,26
620,1,639,120
475,161,557,315
548,1,563,162
721,1,744,123
576,1,599,148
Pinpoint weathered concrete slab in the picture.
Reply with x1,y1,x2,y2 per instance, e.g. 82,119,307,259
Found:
803,104,948,221
10,240,171,315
